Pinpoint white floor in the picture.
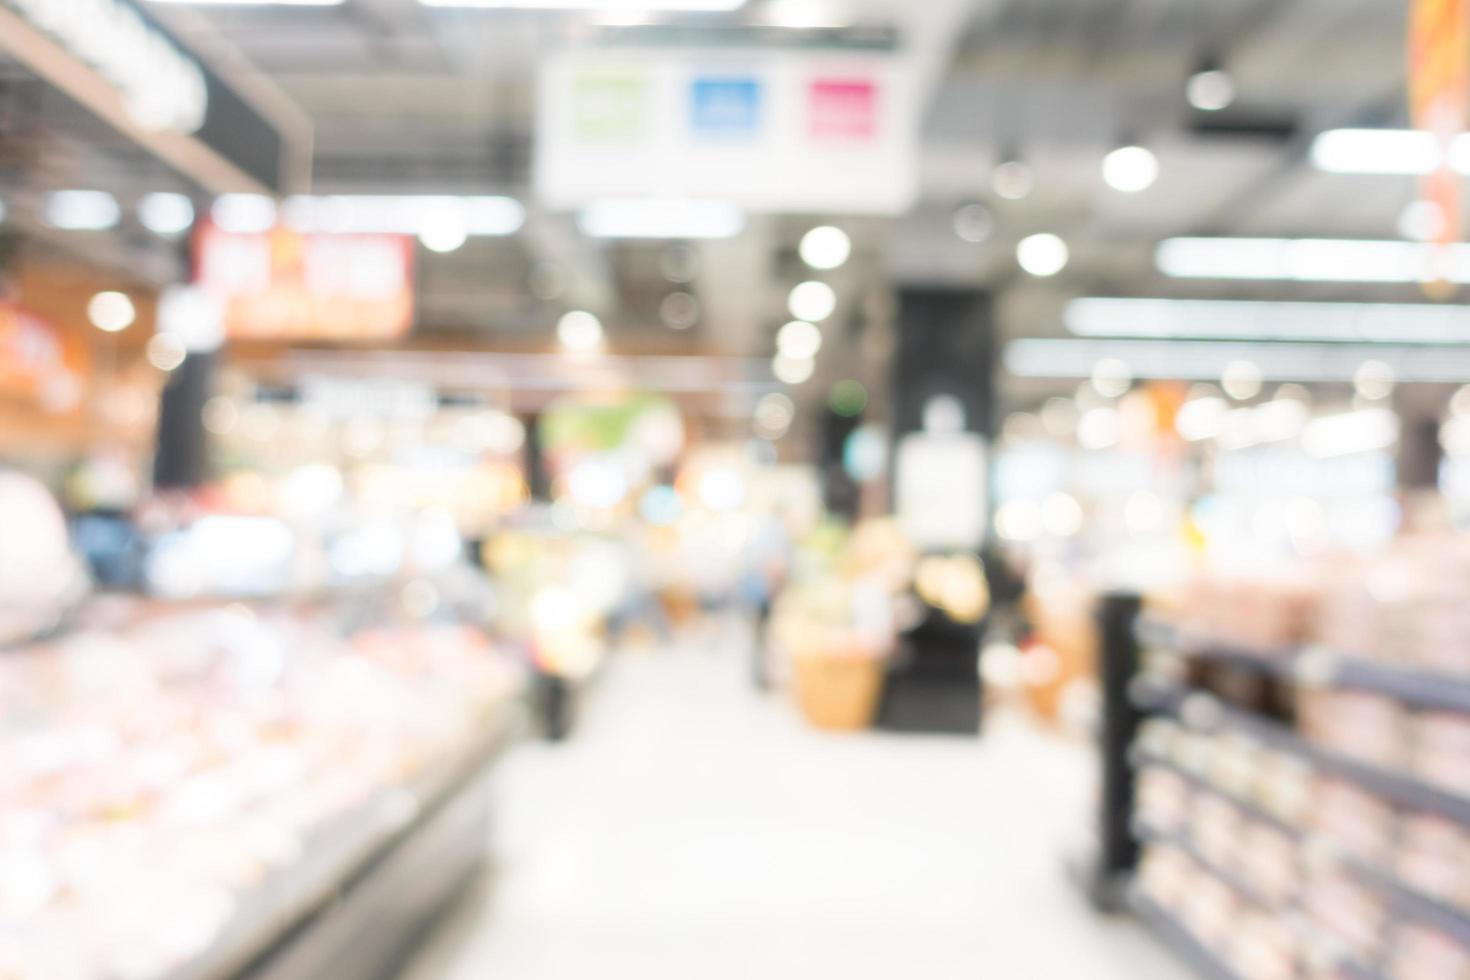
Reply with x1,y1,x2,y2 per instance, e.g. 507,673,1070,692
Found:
400,619,1189,980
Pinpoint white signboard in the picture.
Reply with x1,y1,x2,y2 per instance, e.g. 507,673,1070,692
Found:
895,432,988,551
536,48,917,214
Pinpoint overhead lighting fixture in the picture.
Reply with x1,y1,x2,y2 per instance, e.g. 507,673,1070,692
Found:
1309,128,1467,176
212,194,278,234
1004,337,1470,384
788,281,837,322
799,225,851,271
992,155,1034,201
46,190,121,231
1186,63,1236,112
952,203,994,243
1302,409,1399,459
146,0,345,5
1065,297,1470,344
1102,144,1159,193
577,199,745,240
773,354,815,385
283,195,525,237
776,319,823,360
557,310,604,354
1016,233,1069,277
420,0,746,10
1156,236,1470,283
88,292,136,333
137,192,195,236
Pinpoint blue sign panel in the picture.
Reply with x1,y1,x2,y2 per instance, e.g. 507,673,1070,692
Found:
690,76,762,139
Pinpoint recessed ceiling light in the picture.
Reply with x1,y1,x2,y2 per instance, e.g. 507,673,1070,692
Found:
47,191,120,231
799,225,851,270
788,281,837,322
1016,233,1069,277
1186,68,1236,112
1102,144,1159,193
138,193,195,236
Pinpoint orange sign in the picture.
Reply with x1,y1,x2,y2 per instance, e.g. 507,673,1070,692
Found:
196,223,414,342
0,304,85,406
1409,0,1470,293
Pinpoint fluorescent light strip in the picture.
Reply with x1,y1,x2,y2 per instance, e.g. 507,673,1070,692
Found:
1311,128,1470,176
146,1,344,5
211,194,525,236
1156,237,1470,284
1066,297,1470,344
577,199,745,240
46,190,121,231
420,0,744,9
1004,338,1470,384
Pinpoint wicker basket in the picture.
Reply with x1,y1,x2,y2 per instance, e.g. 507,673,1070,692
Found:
792,651,884,731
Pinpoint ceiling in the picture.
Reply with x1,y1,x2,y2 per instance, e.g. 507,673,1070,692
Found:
0,0,1422,406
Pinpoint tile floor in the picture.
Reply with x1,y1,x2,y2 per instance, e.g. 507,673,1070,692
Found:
400,619,1190,980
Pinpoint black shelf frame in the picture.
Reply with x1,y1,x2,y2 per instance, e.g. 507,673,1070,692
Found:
1137,617,1470,715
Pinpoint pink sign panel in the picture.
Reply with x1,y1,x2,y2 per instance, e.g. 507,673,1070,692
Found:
808,78,877,141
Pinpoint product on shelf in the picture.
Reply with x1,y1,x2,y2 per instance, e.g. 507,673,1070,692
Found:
0,600,521,980
1390,924,1470,980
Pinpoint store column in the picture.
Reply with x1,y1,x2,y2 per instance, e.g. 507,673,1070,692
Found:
881,288,997,735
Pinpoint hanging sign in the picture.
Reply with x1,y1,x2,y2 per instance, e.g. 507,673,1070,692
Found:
0,304,85,409
1408,0,1470,294
537,48,916,214
196,224,415,342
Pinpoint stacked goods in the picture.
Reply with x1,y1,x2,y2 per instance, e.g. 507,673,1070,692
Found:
0,602,521,980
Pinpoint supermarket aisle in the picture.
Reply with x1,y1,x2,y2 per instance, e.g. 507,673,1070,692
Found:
400,620,1187,980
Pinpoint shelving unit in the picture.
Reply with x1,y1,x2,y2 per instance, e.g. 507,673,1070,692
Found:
1129,892,1242,980
1126,617,1470,979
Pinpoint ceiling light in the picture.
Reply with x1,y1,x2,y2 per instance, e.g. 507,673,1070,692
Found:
777,319,823,359
1221,360,1263,400
46,191,120,230
88,292,136,333
762,0,849,27
146,333,188,372
1310,128,1447,175
1354,360,1397,400
799,225,851,270
557,310,604,353
659,291,700,330
137,193,195,236
1016,233,1069,277
1102,144,1159,193
788,281,837,322
952,203,994,243
1004,338,1470,384
992,158,1034,201
1186,68,1235,112
146,0,345,5
1156,236,1470,283
212,194,277,234
1065,297,1470,344
1090,357,1132,397
420,0,744,8
418,212,469,253
1303,409,1399,459
773,354,815,385
577,198,745,239
283,195,524,237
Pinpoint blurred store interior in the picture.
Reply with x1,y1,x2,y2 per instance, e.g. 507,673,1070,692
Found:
3,1,1469,979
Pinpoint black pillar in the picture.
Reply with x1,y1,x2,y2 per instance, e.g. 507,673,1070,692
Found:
153,351,216,491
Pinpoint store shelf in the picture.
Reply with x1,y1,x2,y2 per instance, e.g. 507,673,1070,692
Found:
1138,617,1470,715
1132,820,1272,908
1134,678,1470,827
1133,750,1303,840
165,704,524,980
1129,891,1241,980
1347,862,1470,952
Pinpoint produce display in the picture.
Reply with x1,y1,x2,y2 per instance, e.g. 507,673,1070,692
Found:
0,599,521,980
